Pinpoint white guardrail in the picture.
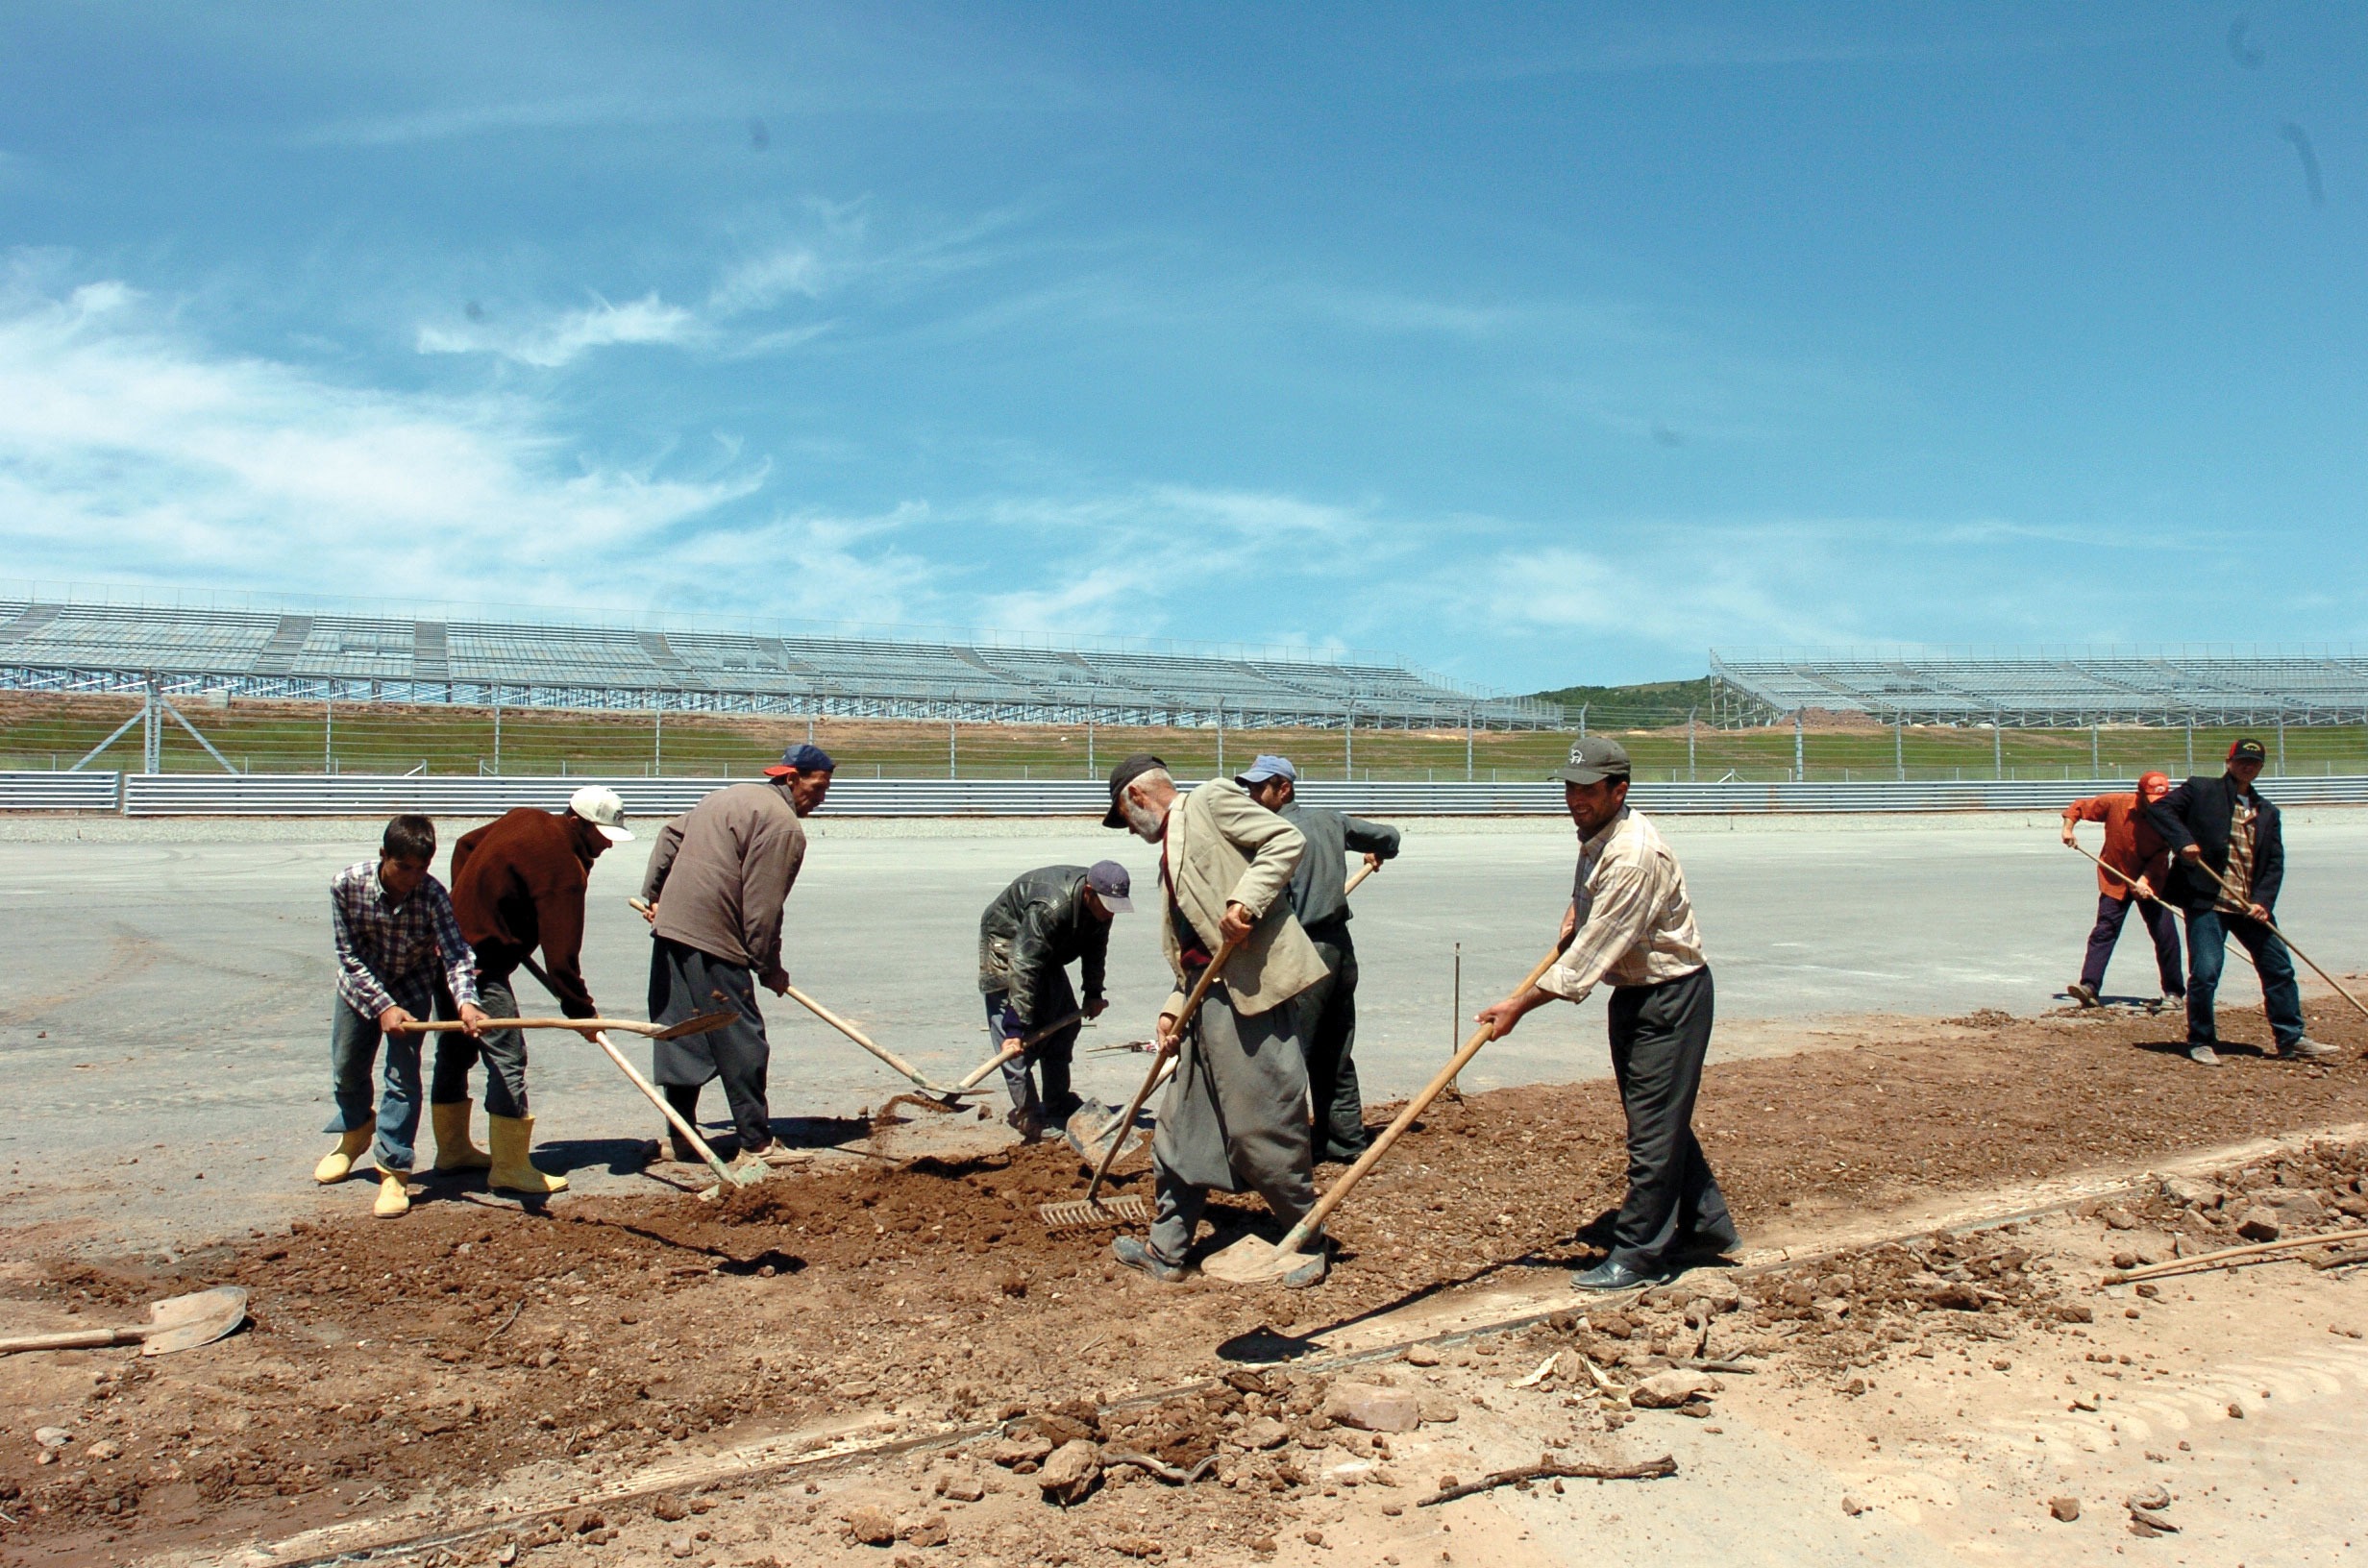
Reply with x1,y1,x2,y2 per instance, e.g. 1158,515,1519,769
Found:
0,771,2362,817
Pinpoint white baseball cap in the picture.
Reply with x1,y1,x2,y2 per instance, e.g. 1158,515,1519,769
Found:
568,785,635,842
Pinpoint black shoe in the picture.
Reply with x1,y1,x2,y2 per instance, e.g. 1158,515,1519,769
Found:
1111,1236,1189,1284
1570,1259,1662,1293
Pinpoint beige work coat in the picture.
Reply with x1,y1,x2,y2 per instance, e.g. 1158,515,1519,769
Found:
1158,778,1325,1019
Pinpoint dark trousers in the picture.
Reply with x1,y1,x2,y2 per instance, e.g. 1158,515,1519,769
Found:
442,970,531,1118
2184,909,2306,1050
1297,925,1368,1162
982,991,1080,1125
647,937,773,1153
1604,966,1737,1272
2079,894,2184,997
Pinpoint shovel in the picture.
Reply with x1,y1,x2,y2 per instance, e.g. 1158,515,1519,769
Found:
387,1011,740,1040
0,1286,247,1358
1040,933,1243,1232
1200,939,1567,1285
2192,859,2368,1025
953,1010,1087,1093
509,957,758,1195
781,982,988,1103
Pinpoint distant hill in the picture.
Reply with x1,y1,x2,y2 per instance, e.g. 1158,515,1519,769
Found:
1525,676,1715,729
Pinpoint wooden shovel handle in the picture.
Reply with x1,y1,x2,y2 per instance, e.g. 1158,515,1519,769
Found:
0,1325,148,1355
1083,933,1243,1204
780,982,955,1092
1272,940,1568,1257
956,1010,1086,1090
387,1017,654,1035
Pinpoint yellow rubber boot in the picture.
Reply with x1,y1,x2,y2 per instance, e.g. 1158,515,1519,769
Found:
313,1119,376,1185
373,1171,410,1218
432,1100,492,1172
487,1114,569,1195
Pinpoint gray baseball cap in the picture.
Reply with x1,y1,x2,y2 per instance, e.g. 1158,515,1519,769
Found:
1553,736,1632,785
1235,753,1296,787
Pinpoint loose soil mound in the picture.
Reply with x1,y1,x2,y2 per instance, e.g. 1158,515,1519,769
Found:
2,997,2362,1562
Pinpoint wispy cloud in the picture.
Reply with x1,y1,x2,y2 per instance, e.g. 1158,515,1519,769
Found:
416,293,705,367
0,265,755,600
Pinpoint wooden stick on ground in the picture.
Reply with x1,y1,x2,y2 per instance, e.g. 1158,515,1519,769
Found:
1418,1455,1677,1507
2101,1227,2368,1285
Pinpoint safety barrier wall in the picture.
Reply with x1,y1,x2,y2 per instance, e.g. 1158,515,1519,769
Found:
0,770,123,811
71,771,2368,818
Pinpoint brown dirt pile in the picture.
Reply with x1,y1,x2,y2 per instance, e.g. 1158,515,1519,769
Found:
2,997,2363,1562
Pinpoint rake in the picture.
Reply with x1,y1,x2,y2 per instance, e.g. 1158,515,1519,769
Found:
1201,938,1566,1285
1040,933,1242,1231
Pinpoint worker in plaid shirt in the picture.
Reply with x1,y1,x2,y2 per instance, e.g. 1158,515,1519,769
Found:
313,814,491,1218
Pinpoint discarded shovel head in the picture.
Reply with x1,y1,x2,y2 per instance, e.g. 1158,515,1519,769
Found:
1063,1099,1150,1167
1199,1234,1322,1286
652,1009,742,1041
141,1286,248,1357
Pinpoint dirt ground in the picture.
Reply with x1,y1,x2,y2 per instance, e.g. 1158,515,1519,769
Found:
4,993,2366,1566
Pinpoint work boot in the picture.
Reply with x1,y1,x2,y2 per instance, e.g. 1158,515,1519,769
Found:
373,1171,411,1218
2186,1043,2222,1066
313,1119,376,1185
1570,1258,1661,1293
486,1114,569,1195
1111,1236,1189,1284
2065,981,2101,1008
432,1100,492,1173
2282,1038,2340,1061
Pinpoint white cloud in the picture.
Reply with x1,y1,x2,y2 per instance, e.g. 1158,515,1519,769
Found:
707,246,827,316
0,270,755,600
416,293,705,368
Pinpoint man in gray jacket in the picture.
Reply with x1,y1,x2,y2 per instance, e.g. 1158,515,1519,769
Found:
1101,753,1328,1287
639,744,833,1169
1237,754,1400,1164
978,860,1132,1139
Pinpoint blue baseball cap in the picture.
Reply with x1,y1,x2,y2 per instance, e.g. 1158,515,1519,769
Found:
1235,753,1296,787
1086,860,1133,913
765,743,837,776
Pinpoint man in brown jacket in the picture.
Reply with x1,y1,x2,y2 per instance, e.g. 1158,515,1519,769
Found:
1100,754,1330,1287
639,744,833,1169
445,785,634,1195
2060,771,2183,1010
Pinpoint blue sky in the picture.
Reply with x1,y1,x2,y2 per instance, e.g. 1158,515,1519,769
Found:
1,4,2362,691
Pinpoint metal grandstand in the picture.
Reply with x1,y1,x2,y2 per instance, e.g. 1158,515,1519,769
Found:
1711,648,2368,728
0,586,1557,730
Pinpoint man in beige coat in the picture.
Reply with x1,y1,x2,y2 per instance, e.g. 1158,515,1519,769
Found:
1101,753,1329,1286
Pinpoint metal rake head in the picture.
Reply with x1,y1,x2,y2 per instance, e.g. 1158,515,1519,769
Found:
1037,1193,1154,1232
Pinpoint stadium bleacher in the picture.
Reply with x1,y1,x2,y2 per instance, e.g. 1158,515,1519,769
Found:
1712,649,2368,726
0,591,1555,729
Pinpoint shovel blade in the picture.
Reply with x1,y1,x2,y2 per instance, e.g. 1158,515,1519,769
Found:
140,1286,247,1357
1198,1236,1314,1286
1063,1099,1149,1167
653,1009,743,1041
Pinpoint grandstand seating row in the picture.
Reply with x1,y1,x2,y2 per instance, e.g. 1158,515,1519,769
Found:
1711,649,2368,725
0,595,1554,728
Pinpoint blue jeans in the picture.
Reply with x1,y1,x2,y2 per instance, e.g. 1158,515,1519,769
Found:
2185,910,2305,1050
323,991,475,1172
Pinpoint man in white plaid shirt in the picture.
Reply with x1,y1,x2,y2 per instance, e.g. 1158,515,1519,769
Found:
315,814,490,1218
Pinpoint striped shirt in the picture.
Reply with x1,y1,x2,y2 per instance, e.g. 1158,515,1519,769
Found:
331,860,481,1020
1537,806,1706,1006
2216,795,2259,915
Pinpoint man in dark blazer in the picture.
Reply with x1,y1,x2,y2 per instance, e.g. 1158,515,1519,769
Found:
2147,737,2332,1066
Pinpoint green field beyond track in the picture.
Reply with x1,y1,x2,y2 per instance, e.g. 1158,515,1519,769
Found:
4,695,2363,785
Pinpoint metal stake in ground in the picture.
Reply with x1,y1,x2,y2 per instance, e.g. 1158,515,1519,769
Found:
1040,932,1243,1231
2193,859,2368,1024
1200,939,1567,1285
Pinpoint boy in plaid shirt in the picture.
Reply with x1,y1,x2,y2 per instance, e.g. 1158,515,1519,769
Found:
313,815,490,1217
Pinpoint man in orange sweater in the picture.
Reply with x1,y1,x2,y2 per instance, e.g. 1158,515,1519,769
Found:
2060,772,2183,1010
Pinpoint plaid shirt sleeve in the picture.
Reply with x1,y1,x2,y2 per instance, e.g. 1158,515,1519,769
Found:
331,868,399,1019
421,876,481,1011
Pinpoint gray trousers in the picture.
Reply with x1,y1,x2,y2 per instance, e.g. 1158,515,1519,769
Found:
648,937,773,1152
1297,924,1367,1162
1147,982,1317,1262
324,988,473,1173
1604,966,1737,1271
440,969,531,1118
